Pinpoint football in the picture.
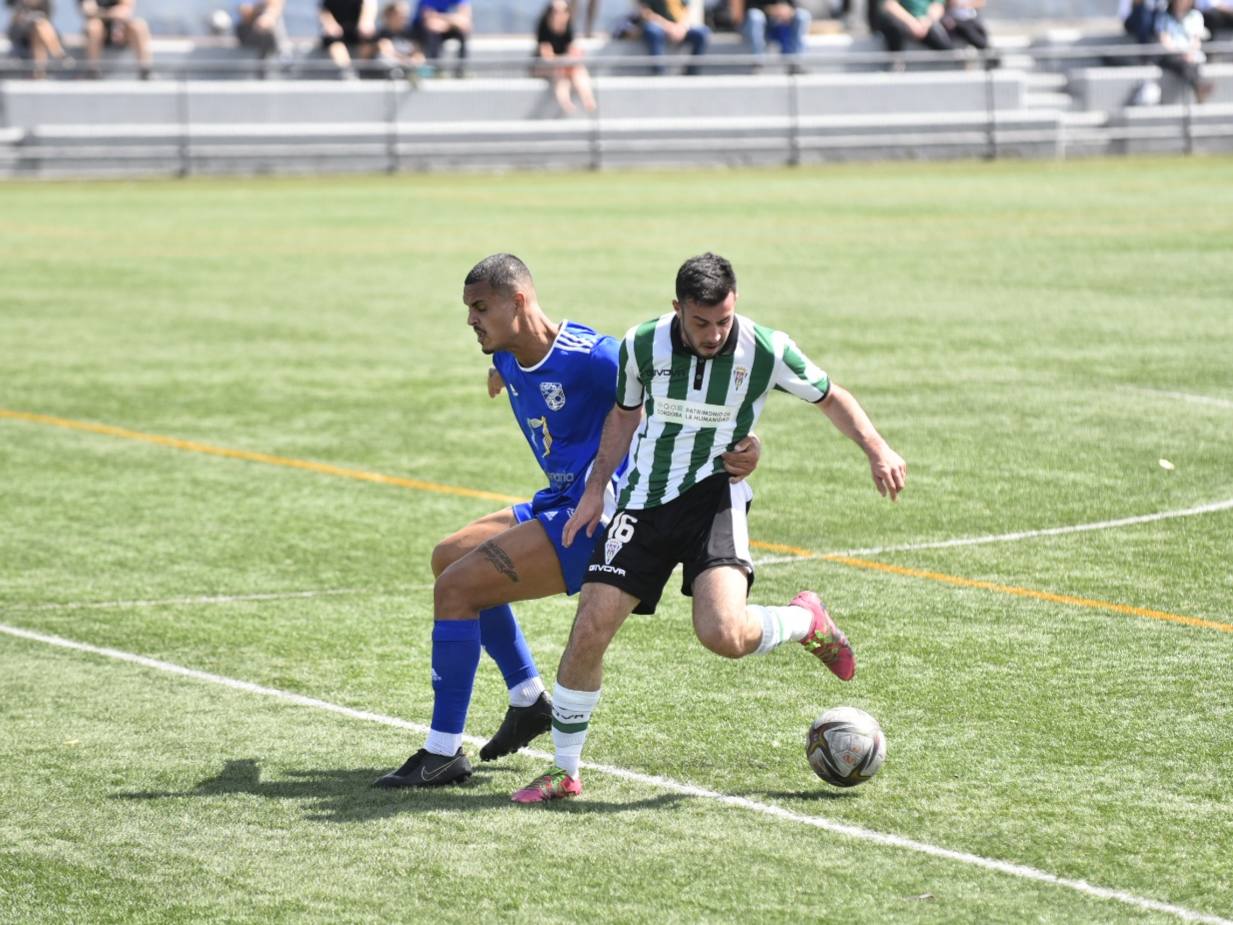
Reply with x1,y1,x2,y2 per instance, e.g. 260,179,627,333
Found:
806,707,886,788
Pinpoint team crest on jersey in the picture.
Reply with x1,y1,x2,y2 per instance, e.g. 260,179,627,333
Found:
540,381,566,411
733,366,749,391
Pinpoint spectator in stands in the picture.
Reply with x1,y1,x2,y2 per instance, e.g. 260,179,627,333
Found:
875,0,953,55
729,0,811,68
943,0,988,50
6,0,72,78
235,0,287,71
1156,0,1215,101
410,0,470,78
1195,0,1233,34
319,0,396,78
78,0,152,79
378,1,428,73
533,0,597,112
1119,0,1164,43
637,0,710,75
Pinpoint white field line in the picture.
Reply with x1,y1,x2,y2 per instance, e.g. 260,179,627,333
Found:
1133,387,1233,411
2,585,437,613
1,622,1229,925
752,497,1233,567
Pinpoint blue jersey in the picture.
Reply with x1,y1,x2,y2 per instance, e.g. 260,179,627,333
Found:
493,321,620,512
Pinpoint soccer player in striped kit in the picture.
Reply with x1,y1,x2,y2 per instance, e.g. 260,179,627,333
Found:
513,252,907,803
374,254,761,788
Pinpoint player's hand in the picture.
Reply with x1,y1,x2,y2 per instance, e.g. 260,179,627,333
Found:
562,490,604,548
722,433,761,483
868,443,907,502
487,367,505,398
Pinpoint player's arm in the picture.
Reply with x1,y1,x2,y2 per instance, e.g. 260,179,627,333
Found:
487,366,505,398
818,384,907,501
562,403,642,547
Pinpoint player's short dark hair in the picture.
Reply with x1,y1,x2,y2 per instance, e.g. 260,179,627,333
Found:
675,253,736,306
464,254,534,297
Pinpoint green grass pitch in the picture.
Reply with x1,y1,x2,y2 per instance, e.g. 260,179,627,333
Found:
1,157,1231,924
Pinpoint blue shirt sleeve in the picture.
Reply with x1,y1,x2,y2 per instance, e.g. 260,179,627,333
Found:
590,335,620,405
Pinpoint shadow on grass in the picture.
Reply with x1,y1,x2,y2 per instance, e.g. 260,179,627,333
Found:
113,758,689,821
747,788,856,803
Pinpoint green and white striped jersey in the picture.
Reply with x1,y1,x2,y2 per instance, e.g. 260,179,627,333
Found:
615,311,830,510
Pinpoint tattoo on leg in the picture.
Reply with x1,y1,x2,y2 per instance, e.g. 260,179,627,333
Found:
479,540,520,583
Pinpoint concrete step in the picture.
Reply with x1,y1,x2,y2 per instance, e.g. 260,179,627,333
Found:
1025,90,1073,109
0,70,1029,131
1028,71,1069,90
1069,62,1233,111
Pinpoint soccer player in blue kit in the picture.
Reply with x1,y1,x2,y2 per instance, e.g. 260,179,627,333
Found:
374,254,761,787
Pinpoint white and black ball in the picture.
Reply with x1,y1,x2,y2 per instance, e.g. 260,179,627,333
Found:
806,706,886,788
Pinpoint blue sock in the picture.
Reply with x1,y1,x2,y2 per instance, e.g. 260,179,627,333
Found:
479,604,539,689
429,619,482,736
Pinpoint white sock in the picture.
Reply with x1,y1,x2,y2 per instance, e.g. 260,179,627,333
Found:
750,605,814,655
424,729,463,757
509,675,546,708
551,682,600,779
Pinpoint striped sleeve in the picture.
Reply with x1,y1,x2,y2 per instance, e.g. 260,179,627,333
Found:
615,327,644,409
771,329,830,403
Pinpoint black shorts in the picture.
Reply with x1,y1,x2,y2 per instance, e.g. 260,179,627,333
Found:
96,18,127,47
7,15,44,51
584,473,755,615
321,27,365,49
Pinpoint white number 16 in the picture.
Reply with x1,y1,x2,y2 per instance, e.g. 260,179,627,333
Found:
609,511,638,543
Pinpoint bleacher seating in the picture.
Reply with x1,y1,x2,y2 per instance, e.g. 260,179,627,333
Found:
2,23,1232,176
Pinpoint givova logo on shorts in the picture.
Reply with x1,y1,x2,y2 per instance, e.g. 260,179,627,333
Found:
604,511,637,564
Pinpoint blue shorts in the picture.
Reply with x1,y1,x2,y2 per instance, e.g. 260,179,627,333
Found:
513,500,599,596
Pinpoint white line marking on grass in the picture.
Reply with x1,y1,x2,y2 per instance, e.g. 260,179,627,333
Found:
752,497,1233,567
2,622,1229,925
5,585,437,613
1133,387,1233,410
752,553,818,567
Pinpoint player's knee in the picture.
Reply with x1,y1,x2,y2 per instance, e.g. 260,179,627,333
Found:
695,621,747,659
430,539,458,578
563,612,613,662
433,570,476,617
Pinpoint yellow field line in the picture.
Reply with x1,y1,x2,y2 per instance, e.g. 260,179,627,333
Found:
747,538,819,558
5,407,1228,634
0,408,520,504
821,555,1233,634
